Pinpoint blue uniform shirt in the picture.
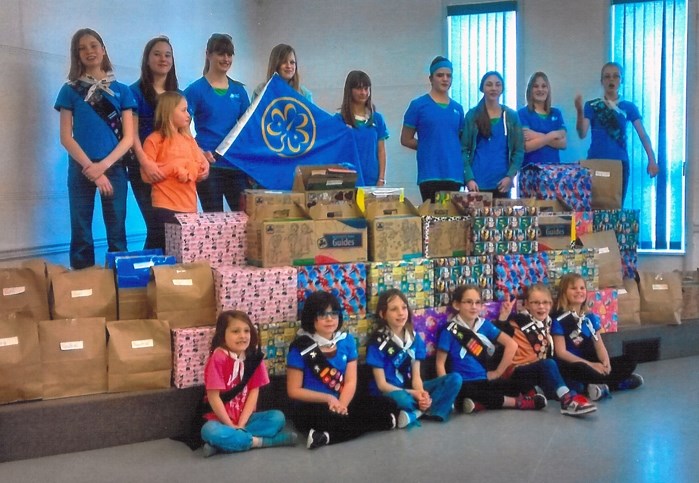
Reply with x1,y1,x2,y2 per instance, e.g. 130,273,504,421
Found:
518,106,566,166
584,99,640,162
337,111,389,186
287,335,357,396
437,319,501,382
365,331,427,396
551,312,601,358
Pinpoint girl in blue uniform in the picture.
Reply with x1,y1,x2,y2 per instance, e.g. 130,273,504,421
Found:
551,273,644,399
130,36,180,249
252,44,312,102
574,62,658,202
185,33,250,212
367,289,461,427
462,71,524,198
287,291,399,449
518,72,567,167
338,70,388,186
401,56,465,202
55,28,136,269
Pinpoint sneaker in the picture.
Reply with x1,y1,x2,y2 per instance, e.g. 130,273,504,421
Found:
306,429,329,449
462,398,486,414
390,413,397,430
262,430,298,448
587,383,611,401
397,410,418,428
202,443,217,458
525,386,545,399
560,393,597,416
618,373,644,391
516,393,547,410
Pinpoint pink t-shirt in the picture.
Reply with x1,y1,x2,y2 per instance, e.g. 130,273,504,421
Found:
203,348,270,425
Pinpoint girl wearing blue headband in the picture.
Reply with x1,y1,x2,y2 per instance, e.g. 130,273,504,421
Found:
462,71,524,198
401,56,465,202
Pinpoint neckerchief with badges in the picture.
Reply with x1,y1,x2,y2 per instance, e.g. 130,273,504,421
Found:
370,326,415,385
555,311,598,359
446,315,495,366
512,311,554,359
291,331,347,394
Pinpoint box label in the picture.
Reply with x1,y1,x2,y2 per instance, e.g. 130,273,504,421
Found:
3,286,26,296
133,261,155,270
71,289,93,298
652,284,669,291
594,170,611,178
60,340,84,351
172,279,193,286
0,336,19,347
132,339,155,349
318,233,363,249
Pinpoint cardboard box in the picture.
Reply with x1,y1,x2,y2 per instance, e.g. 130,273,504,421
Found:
364,200,423,262
537,213,575,251
243,190,305,219
305,203,368,264
292,164,358,210
356,187,404,212
438,191,493,215
165,212,247,269
418,201,471,258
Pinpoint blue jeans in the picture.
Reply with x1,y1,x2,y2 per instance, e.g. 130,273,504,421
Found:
68,160,127,269
386,373,462,421
125,157,157,250
201,410,286,453
511,359,567,399
196,167,248,212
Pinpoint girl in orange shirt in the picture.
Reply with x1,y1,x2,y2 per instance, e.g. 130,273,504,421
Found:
143,91,209,249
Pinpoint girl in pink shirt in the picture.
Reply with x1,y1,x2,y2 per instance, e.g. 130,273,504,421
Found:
200,310,297,457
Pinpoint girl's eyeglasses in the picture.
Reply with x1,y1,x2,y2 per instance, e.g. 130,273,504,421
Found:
317,311,340,319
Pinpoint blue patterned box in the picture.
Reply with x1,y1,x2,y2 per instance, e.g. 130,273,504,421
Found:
519,164,592,211
433,256,494,306
593,209,640,250
494,253,550,301
297,263,367,317
413,306,450,357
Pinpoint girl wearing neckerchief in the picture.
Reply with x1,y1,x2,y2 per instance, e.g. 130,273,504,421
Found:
574,62,658,203
200,310,297,457
367,289,461,428
54,28,136,269
496,284,597,416
551,274,644,401
287,291,399,449
435,285,544,415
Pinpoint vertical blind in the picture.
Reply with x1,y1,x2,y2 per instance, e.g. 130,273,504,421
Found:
611,0,687,251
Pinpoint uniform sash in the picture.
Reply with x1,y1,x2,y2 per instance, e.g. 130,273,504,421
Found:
445,318,492,367
369,327,414,385
589,97,626,149
511,312,553,359
290,335,345,394
555,311,598,360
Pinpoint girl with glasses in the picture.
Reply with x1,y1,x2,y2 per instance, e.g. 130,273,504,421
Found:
287,291,399,449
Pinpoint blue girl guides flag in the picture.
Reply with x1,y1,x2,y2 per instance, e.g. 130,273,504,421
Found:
216,74,364,189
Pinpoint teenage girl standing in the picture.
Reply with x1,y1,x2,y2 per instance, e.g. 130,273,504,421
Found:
252,44,312,102
185,33,250,212
338,70,388,187
129,36,180,249
55,28,136,269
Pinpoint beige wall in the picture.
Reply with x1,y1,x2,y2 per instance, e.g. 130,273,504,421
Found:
0,0,696,271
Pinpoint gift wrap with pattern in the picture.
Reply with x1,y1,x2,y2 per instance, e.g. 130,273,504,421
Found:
213,266,297,325
259,320,301,376
546,248,599,296
586,288,618,333
593,209,640,250
519,164,592,211
165,212,247,269
620,249,638,279
367,259,434,312
471,208,538,256
412,306,450,357
171,326,216,388
433,256,494,306
297,263,367,317
494,253,550,300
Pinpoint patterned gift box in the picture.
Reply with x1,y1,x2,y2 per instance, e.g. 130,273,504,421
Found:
259,320,301,376
344,315,372,361
413,306,450,357
366,259,434,312
171,326,216,389
620,249,638,279
574,211,594,236
213,266,297,325
433,256,494,306
593,209,640,250
546,248,599,297
297,263,367,318
586,288,619,333
165,212,247,269
519,164,592,212
472,210,538,256
494,253,550,301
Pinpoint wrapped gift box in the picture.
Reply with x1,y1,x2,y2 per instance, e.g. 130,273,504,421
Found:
297,263,367,318
621,249,638,279
258,320,301,376
586,288,618,333
472,207,538,255
165,212,247,269
433,256,494,306
546,248,599,296
494,253,550,300
413,306,450,357
593,209,640,250
519,164,592,211
574,211,594,236
366,259,434,312
213,266,297,325
344,315,372,361
171,326,216,389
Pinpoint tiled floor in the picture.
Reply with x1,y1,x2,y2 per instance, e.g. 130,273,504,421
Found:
3,356,698,483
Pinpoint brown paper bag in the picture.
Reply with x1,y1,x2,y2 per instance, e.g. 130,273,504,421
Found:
617,278,641,326
39,317,107,399
0,267,50,321
107,319,172,392
147,262,216,328
580,159,623,210
579,230,623,288
0,311,42,404
678,269,699,320
50,267,117,320
638,271,683,325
